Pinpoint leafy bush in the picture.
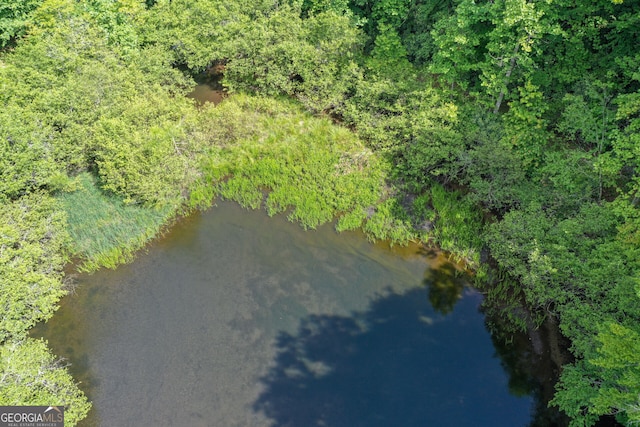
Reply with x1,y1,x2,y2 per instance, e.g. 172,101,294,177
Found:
0,338,90,425
0,193,68,343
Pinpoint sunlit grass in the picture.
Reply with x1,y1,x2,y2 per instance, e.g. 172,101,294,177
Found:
59,173,174,271
205,95,389,232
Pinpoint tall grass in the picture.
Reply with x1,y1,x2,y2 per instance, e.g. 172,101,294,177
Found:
362,197,416,245
58,173,175,271
201,95,389,232
430,184,484,267
58,97,486,275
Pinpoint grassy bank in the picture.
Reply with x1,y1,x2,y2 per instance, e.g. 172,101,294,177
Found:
59,173,175,272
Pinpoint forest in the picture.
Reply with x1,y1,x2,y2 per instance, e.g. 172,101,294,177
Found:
1,0,639,425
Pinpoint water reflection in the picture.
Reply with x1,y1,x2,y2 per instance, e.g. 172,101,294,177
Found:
33,202,539,426
422,262,465,315
255,288,532,427
186,73,226,106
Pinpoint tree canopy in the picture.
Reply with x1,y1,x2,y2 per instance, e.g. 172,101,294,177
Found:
2,0,640,425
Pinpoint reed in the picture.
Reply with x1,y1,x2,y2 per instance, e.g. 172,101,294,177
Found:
204,95,388,232
59,173,175,272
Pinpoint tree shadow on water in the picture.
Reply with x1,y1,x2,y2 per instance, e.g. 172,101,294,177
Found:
422,262,466,315
253,287,534,427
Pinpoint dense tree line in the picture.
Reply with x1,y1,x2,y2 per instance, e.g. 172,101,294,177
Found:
1,0,639,425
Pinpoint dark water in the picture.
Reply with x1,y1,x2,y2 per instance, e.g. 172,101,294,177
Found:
35,202,536,426
186,73,225,106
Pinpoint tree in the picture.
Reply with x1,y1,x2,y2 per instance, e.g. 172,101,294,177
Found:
350,0,411,41
483,0,554,114
141,0,278,71
399,0,458,65
222,6,363,113
0,338,91,425
429,0,490,93
556,79,616,200
0,106,66,201
553,322,640,426
606,89,640,202
0,193,68,343
0,0,42,47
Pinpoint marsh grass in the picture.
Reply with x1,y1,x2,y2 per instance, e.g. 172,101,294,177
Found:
430,184,483,267
204,95,389,232
363,197,416,244
59,173,174,271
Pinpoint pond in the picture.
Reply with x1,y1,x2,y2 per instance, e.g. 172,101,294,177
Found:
34,201,540,426
186,72,226,106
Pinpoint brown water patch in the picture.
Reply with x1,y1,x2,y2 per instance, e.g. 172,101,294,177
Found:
187,73,226,106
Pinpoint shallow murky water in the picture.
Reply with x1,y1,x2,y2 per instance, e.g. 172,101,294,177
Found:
34,202,534,426
186,74,225,106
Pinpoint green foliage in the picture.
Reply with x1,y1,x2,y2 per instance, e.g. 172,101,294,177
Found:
222,6,363,113
368,0,410,31
144,0,362,114
557,80,615,151
302,0,350,16
202,95,386,231
427,0,636,116
0,0,194,196
2,1,640,426
480,274,532,334
590,323,640,423
405,192,437,238
553,322,640,427
396,116,462,186
342,73,462,185
479,0,556,112
0,105,68,201
77,0,144,56
429,0,492,93
455,92,601,216
535,149,600,215
607,89,640,200
485,204,551,295
500,80,550,167
486,203,631,318
487,199,640,424
548,198,640,425
430,184,482,266
362,196,415,244
0,193,68,343
399,0,457,65
349,0,411,45
550,361,603,427
140,0,258,71
458,137,532,213
454,106,540,213
0,338,90,425
0,0,42,47
543,1,637,95
58,173,174,272
365,21,411,73
91,94,200,207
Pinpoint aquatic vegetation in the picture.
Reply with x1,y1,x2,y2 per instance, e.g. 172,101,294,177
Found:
200,95,388,232
58,173,174,272
429,184,483,268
